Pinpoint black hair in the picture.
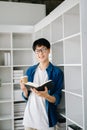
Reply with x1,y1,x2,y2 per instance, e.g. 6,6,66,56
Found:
32,38,51,51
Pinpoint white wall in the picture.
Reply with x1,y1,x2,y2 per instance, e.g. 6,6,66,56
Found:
0,1,46,25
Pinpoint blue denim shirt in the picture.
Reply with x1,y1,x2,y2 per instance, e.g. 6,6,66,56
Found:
22,62,64,127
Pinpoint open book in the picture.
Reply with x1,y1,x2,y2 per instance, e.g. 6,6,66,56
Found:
24,80,54,91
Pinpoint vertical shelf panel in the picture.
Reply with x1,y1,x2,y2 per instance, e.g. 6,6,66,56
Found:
12,32,33,130
0,32,12,130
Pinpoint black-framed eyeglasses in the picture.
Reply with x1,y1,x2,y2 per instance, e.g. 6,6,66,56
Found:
35,47,48,54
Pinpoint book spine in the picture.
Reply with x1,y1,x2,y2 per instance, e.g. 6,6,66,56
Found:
7,52,11,66
4,52,8,66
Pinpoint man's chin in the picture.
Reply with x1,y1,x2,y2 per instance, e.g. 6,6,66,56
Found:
39,59,45,62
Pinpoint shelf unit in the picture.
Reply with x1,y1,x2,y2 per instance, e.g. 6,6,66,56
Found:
34,0,87,129
0,0,87,130
0,26,33,130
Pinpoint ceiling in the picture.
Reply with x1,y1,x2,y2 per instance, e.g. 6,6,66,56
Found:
0,0,65,15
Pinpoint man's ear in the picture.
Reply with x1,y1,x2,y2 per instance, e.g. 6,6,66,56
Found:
48,48,50,54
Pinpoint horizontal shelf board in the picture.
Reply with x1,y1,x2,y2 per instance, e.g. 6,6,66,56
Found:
51,33,80,45
60,113,66,119
0,48,11,50
0,115,12,120
14,100,24,102
0,65,81,70
55,64,64,66
64,32,80,41
57,110,83,128
13,48,32,51
13,83,20,85
13,64,32,67
66,116,83,129
0,25,33,33
0,64,32,68
0,83,12,86
0,99,12,103
51,39,63,44
62,89,83,98
59,109,66,119
0,65,12,68
1,83,11,86
63,64,82,66
56,64,82,66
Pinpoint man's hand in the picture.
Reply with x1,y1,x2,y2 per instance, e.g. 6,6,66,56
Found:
31,87,56,103
20,80,28,97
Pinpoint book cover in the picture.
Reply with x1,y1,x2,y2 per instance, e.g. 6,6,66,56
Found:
24,80,54,91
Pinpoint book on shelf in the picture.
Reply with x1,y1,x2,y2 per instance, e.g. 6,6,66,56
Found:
24,80,54,91
13,70,23,84
13,70,24,74
4,52,8,66
4,52,11,66
7,52,11,65
68,124,82,130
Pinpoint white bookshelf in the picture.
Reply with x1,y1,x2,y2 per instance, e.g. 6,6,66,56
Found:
34,0,87,129
0,25,33,130
12,31,33,130
0,0,87,130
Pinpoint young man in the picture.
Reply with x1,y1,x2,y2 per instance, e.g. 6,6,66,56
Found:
20,38,63,130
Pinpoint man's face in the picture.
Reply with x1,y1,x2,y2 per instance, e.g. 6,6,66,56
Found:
35,45,50,63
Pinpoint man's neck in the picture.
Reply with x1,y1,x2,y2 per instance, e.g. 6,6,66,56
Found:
39,60,49,70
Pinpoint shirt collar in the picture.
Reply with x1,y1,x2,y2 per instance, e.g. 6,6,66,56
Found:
31,62,53,74
46,62,53,72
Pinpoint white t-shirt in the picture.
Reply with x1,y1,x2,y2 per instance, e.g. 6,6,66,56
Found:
23,66,53,130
